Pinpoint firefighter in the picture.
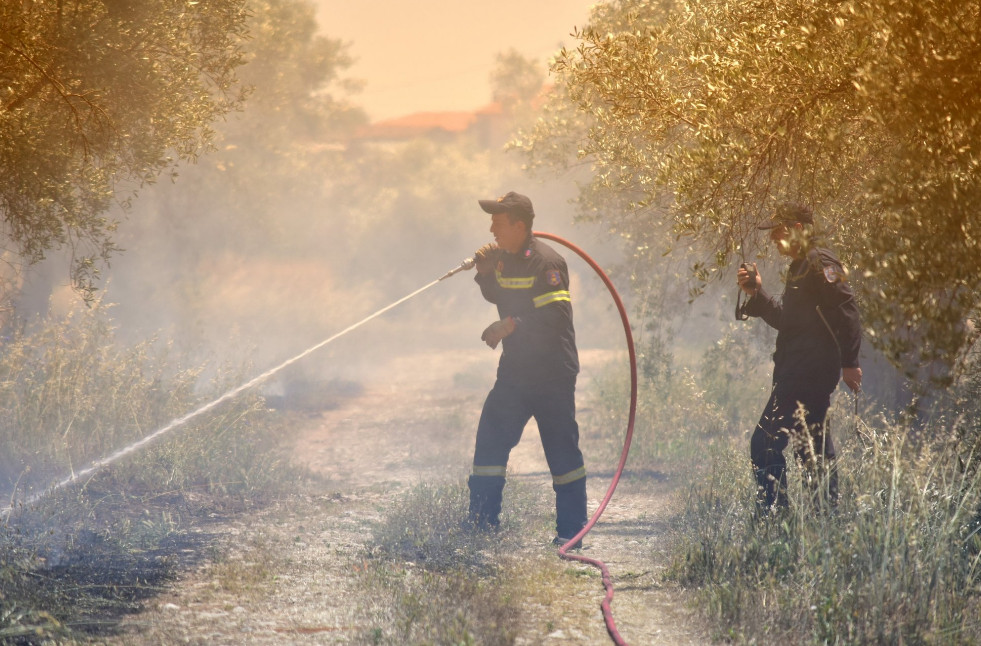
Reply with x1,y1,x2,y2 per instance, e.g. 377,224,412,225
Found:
467,191,587,547
737,202,863,512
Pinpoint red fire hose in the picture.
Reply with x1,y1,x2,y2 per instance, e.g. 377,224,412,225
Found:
534,231,638,646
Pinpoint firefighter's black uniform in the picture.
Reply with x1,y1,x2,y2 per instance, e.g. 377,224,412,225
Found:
468,234,587,539
741,245,862,508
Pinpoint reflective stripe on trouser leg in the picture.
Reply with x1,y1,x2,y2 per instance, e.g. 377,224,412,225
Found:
553,469,587,538
470,381,533,527
533,377,586,538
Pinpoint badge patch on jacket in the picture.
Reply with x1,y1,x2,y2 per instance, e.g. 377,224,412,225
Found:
547,270,561,286
823,265,839,283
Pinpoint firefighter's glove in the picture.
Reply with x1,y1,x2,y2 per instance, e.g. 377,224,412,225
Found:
474,243,500,275
481,316,516,349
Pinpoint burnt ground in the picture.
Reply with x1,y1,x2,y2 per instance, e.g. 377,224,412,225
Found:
99,348,711,645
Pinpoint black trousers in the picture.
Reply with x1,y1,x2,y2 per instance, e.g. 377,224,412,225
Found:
468,376,587,538
750,386,837,510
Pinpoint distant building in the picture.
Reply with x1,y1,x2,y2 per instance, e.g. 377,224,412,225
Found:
351,101,510,149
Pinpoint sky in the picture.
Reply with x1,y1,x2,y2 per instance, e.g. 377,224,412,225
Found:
312,1,600,121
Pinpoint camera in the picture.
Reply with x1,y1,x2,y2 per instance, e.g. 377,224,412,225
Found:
735,262,757,321
740,262,757,288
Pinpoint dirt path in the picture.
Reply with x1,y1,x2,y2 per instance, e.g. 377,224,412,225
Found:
107,349,710,645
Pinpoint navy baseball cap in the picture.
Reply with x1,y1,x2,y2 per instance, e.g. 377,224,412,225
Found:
758,202,814,229
478,191,535,224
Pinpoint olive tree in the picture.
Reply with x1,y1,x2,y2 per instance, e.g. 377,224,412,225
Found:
519,0,981,381
490,49,546,106
0,0,250,297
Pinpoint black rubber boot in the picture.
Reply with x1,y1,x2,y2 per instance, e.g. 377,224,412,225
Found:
554,477,587,540
805,458,839,511
754,466,789,515
468,475,505,529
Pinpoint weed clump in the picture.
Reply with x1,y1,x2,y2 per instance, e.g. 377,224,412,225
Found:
369,480,504,571
359,479,548,645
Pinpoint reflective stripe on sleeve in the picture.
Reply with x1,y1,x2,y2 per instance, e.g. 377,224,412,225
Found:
552,466,586,485
534,290,571,308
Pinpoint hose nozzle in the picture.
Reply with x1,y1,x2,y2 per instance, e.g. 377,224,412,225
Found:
438,257,475,281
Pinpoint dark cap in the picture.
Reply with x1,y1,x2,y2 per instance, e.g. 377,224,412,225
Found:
478,191,535,224
758,202,814,229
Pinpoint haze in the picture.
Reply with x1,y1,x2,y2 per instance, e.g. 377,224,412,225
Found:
313,0,596,120
14,0,619,392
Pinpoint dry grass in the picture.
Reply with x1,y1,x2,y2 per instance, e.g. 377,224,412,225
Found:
7,297,978,644
671,428,981,643
357,477,609,645
0,303,305,641
357,479,537,644
585,332,981,644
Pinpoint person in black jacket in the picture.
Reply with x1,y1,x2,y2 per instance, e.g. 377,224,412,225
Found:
467,191,587,547
737,203,862,512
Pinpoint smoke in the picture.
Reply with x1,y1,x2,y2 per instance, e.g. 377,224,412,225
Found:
85,143,623,393
4,21,631,513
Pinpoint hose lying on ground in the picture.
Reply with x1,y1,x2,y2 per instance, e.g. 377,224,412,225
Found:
535,232,638,646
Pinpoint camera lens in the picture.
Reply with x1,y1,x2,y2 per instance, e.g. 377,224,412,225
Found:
741,262,757,284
